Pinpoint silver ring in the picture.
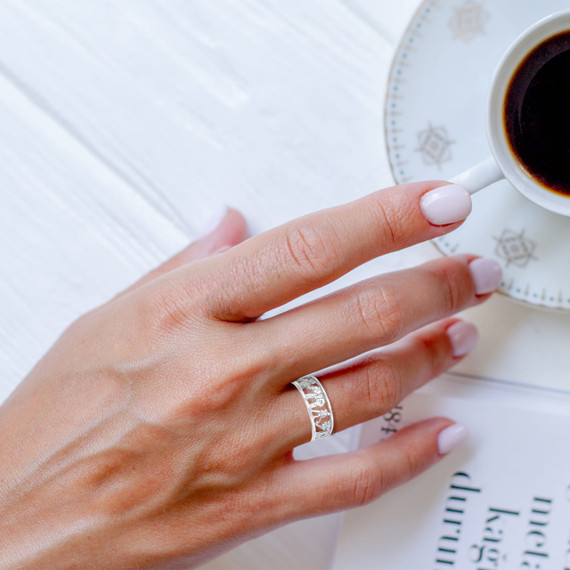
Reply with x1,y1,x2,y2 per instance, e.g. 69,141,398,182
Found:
292,375,334,441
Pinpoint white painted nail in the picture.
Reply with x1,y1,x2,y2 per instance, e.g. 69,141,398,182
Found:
420,184,472,226
438,424,468,455
469,258,503,295
197,206,228,239
447,321,479,357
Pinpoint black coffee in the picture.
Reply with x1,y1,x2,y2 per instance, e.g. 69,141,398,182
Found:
504,30,570,196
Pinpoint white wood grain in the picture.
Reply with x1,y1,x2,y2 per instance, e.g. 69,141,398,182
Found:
0,0,403,232
0,69,188,393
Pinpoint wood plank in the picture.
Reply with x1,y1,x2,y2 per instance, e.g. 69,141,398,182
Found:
0,70,187,394
0,0,399,235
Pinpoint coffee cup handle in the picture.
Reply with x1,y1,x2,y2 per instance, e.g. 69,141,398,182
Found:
450,156,504,195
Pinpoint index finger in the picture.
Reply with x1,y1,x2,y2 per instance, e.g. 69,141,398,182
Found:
197,182,470,320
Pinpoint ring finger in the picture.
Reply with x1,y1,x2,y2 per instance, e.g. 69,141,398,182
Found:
273,317,477,451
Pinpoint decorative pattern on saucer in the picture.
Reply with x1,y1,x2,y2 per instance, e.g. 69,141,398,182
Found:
494,229,537,268
385,0,570,309
449,1,490,42
415,123,455,169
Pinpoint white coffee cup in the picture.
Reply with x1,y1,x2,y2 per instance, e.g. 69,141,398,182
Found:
451,10,570,217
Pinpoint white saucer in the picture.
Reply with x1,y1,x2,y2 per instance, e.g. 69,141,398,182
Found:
385,0,570,310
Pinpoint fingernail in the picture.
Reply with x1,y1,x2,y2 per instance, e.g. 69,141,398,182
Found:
438,423,468,455
420,184,472,226
469,258,502,295
197,206,228,239
447,321,479,357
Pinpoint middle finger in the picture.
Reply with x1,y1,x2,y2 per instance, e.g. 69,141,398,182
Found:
250,255,501,389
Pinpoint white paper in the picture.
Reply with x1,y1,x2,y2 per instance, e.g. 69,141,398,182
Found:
332,375,570,570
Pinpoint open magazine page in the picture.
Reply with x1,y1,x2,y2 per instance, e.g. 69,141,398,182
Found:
332,374,570,570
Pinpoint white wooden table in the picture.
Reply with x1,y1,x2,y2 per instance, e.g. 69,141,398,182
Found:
2,1,569,568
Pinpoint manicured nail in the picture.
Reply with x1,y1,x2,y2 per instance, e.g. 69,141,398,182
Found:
469,258,502,295
420,184,472,226
438,423,468,455
198,206,228,239
447,321,478,357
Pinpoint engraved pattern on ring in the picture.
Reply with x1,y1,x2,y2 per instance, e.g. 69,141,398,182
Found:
292,375,334,441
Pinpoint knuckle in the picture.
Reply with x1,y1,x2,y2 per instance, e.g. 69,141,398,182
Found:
441,273,461,314
350,461,384,507
417,333,446,377
429,260,469,313
365,358,403,409
370,197,403,248
396,440,424,482
349,444,425,508
379,359,402,408
236,476,278,529
139,279,213,336
140,290,189,335
199,445,253,489
281,221,342,279
353,285,404,343
402,447,418,480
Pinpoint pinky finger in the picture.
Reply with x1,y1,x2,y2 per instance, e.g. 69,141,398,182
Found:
278,418,467,517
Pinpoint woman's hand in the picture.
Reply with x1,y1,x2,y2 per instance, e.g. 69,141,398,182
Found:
0,182,500,569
